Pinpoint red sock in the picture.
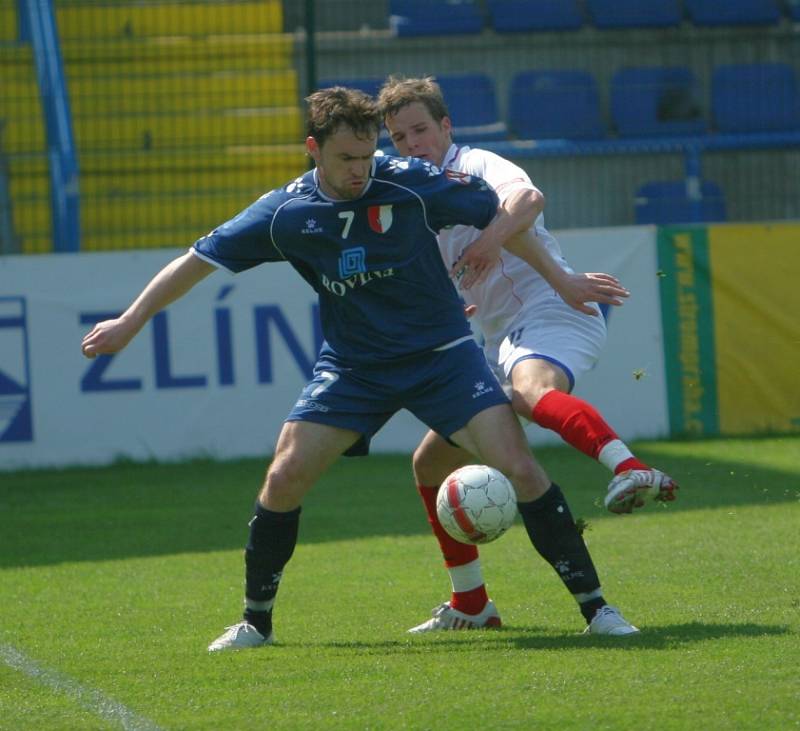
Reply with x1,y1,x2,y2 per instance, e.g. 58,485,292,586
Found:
417,485,488,614
614,457,649,475
531,390,618,460
452,585,490,615
417,485,478,567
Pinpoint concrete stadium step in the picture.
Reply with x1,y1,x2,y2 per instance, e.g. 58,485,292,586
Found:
18,229,205,255
8,145,307,198
55,1,283,40
4,106,303,154
61,33,294,74
2,68,298,119
69,69,299,115
15,188,270,235
0,4,17,42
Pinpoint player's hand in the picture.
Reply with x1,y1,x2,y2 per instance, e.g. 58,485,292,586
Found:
81,318,136,358
558,272,630,316
450,232,503,289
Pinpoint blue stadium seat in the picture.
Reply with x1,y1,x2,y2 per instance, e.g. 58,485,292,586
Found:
712,63,800,132
487,0,583,32
318,77,383,98
789,0,800,21
685,0,781,26
586,0,682,28
611,66,707,138
635,180,727,225
389,0,484,37
508,70,604,140
437,74,507,142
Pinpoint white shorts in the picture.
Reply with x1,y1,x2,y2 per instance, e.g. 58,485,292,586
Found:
486,298,607,393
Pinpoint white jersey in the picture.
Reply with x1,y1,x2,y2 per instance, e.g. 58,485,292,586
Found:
439,144,605,389
439,144,570,347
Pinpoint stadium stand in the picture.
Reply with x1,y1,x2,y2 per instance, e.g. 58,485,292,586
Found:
611,66,707,138
389,0,484,37
684,0,782,26
5,0,306,253
789,1,800,20
712,63,800,132
437,74,508,142
508,70,604,140
585,0,683,28
319,77,383,98
634,179,727,224
486,0,584,32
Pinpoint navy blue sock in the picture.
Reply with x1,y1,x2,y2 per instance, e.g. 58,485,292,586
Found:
517,483,605,623
243,502,301,637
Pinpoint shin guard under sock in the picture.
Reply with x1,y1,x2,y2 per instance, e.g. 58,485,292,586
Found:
243,502,301,636
517,483,603,613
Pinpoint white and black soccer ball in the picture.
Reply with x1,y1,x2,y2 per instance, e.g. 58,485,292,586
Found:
436,465,517,545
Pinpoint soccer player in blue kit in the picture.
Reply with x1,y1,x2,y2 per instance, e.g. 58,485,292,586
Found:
82,87,631,651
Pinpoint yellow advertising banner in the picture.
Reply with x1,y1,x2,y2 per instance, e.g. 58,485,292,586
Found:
708,223,800,434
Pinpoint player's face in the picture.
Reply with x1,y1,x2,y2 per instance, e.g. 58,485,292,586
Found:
307,127,377,200
385,101,452,167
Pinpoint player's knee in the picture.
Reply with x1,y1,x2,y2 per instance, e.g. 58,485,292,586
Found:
503,455,550,501
259,459,306,510
511,383,562,417
412,443,437,486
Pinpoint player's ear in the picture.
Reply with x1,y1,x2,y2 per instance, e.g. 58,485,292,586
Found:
306,136,320,161
441,116,453,137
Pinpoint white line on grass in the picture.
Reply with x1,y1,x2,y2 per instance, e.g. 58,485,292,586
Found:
0,642,162,731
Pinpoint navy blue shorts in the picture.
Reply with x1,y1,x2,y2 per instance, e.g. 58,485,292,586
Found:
285,339,510,456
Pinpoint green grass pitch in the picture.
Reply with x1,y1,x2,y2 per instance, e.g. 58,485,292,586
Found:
1,436,798,730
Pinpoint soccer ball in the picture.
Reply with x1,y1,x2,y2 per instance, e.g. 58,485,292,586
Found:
436,465,517,545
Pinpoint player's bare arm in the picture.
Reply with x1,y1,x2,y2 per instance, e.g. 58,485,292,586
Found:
81,251,215,358
453,188,544,289
503,229,630,316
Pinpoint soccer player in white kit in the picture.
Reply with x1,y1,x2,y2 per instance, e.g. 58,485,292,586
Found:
379,76,678,633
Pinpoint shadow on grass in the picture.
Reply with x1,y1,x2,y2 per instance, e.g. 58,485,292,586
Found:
1,438,798,568
296,621,794,654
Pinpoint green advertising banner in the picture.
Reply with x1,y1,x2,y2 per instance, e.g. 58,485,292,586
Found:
657,226,719,437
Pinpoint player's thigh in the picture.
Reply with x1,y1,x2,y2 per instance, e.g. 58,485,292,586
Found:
412,429,471,486
260,420,361,510
509,356,571,414
451,403,549,500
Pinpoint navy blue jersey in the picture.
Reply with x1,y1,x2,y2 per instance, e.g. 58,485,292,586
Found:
193,155,498,364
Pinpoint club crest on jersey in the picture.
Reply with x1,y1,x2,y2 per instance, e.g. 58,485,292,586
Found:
338,246,367,278
367,205,393,234
445,169,473,185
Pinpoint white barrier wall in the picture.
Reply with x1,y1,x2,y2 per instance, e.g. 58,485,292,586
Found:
0,227,668,471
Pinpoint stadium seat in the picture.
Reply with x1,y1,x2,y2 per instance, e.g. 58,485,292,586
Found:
585,0,682,28
389,0,484,37
318,76,383,98
437,74,508,142
789,0,800,21
611,66,707,138
508,70,604,140
712,63,800,132
486,0,583,32
684,0,781,26
634,180,727,224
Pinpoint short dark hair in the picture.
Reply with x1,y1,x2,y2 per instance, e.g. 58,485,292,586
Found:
377,75,450,122
305,87,382,146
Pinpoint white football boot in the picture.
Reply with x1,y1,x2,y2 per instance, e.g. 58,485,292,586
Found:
408,600,502,633
604,469,678,515
583,605,640,636
208,621,274,652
